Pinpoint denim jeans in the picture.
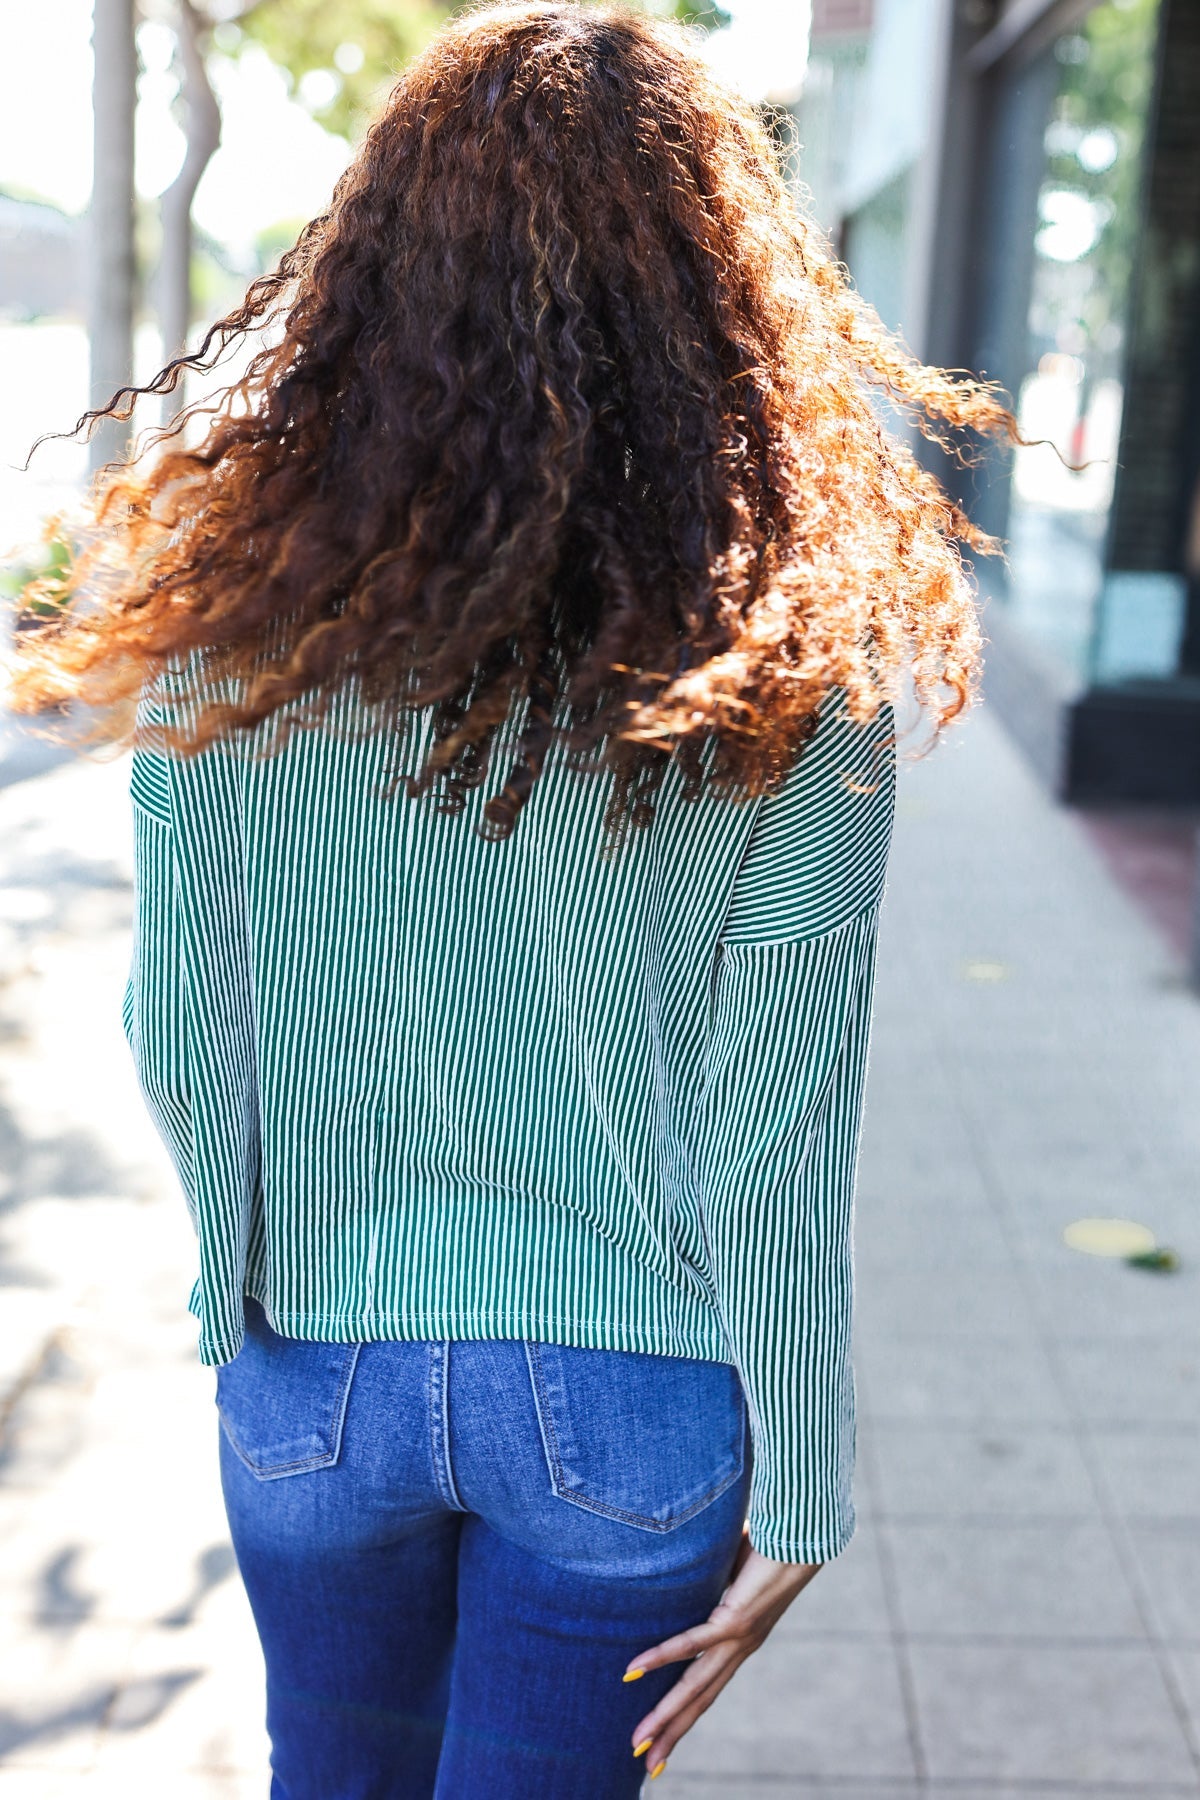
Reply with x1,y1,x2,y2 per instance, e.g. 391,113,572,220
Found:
217,1300,751,1799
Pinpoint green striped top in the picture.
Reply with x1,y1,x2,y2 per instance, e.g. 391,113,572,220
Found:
124,685,895,1563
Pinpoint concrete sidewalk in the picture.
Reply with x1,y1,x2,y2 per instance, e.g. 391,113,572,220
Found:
1,707,1198,1798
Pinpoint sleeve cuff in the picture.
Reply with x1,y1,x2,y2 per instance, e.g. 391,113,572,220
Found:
746,1504,857,1566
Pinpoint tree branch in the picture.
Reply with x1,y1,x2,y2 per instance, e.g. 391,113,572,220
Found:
158,0,222,392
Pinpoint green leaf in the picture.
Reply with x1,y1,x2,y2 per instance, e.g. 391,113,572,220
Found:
226,0,728,142
1124,1247,1181,1273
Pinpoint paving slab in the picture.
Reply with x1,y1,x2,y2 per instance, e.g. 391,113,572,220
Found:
0,1616,139,1773
867,1420,1102,1523
1125,1526,1200,1646
1084,1426,1200,1524
855,1333,1071,1427
852,1201,1015,1273
854,1259,1041,1342
908,1641,1197,1785
666,1635,917,1784
882,1518,1148,1643
769,1521,892,1640
91,1601,270,1783
1021,1253,1200,1347
658,1783,920,1798
1171,1651,1200,1744
1054,1337,1200,1428
655,1788,1197,1800
0,1774,261,1800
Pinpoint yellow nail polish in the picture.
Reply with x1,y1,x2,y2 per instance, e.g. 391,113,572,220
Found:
650,1760,667,1779
633,1738,652,1758
622,1668,645,1682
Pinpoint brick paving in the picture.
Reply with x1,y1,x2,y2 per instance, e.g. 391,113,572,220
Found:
1,706,1199,1797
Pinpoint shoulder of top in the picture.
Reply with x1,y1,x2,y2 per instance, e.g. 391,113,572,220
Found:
760,691,896,813
720,691,896,944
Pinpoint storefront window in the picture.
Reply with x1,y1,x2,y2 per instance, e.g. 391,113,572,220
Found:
1000,0,1161,683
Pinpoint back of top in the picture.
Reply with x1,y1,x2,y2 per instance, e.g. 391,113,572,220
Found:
126,686,894,1561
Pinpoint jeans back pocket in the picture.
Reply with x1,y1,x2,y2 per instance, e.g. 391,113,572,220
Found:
525,1341,746,1532
215,1299,361,1480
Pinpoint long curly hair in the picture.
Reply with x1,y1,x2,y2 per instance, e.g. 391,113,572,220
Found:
8,0,1021,837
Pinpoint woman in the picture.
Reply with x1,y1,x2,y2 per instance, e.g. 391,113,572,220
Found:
9,4,1018,1793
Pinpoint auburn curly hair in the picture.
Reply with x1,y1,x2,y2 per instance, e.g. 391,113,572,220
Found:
8,0,1020,837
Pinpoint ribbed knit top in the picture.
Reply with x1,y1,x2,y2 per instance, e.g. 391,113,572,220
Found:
124,685,895,1562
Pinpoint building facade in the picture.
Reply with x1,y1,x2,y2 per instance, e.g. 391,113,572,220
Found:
794,0,1200,803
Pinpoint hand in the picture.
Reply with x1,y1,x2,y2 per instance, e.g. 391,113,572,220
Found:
624,1533,821,1779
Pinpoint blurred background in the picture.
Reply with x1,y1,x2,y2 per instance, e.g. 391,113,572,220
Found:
1,2,1199,1796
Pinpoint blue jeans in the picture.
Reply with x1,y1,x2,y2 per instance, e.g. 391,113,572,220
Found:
217,1300,751,1799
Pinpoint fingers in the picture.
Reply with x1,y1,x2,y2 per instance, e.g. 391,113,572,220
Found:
623,1551,818,1681
631,1639,754,1774
621,1549,824,1776
623,1605,746,1679
635,1640,743,1737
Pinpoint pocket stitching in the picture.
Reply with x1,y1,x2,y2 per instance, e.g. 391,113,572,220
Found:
525,1342,745,1533
217,1340,362,1481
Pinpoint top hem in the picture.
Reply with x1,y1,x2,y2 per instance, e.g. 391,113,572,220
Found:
192,1287,735,1371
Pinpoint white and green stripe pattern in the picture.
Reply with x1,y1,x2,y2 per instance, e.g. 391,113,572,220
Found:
124,687,894,1562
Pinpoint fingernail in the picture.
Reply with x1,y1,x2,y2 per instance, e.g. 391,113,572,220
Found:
650,1760,667,1779
622,1668,645,1682
633,1738,652,1757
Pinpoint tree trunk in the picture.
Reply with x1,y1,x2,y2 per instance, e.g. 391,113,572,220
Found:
88,0,138,473
158,0,221,421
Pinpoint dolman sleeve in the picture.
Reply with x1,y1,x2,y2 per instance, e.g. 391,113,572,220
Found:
691,695,896,1563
